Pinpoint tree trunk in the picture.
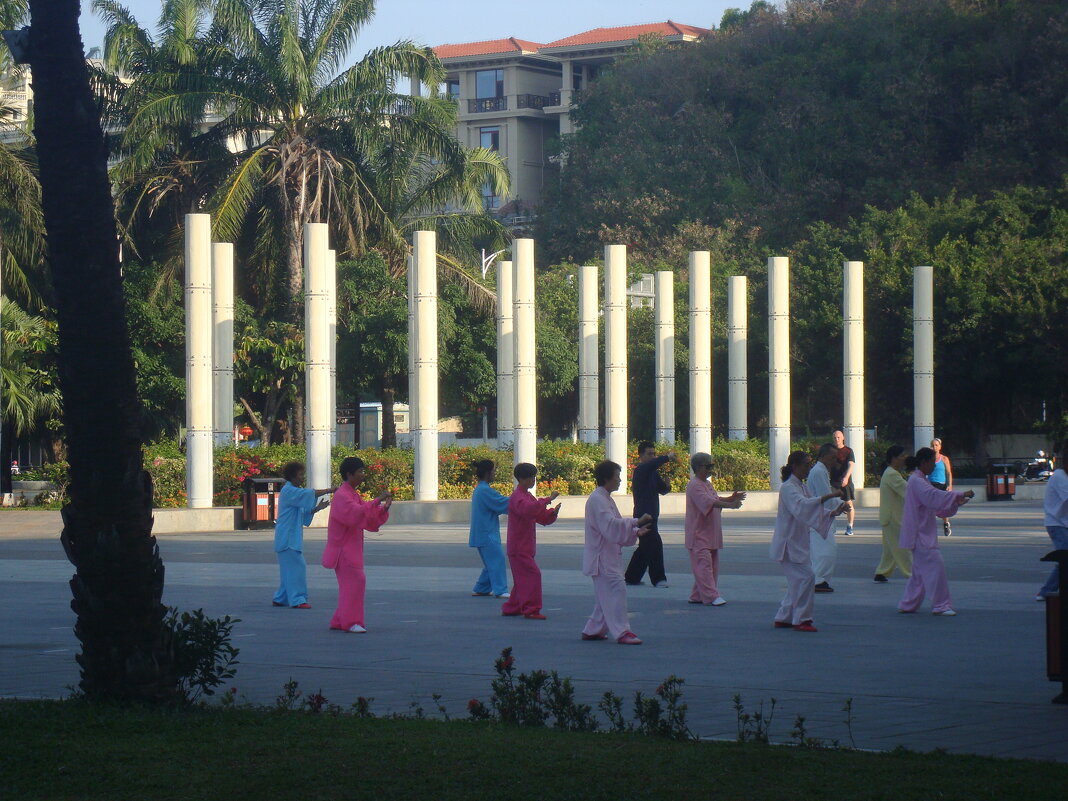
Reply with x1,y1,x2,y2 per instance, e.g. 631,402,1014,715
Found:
381,381,396,449
293,391,305,444
29,0,175,702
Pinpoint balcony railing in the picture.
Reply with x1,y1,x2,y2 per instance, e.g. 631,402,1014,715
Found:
468,97,507,113
516,93,551,110
548,91,561,106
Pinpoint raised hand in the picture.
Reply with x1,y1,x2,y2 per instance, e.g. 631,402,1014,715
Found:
548,491,560,503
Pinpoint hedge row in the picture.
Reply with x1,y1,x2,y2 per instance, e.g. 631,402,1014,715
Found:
26,438,899,508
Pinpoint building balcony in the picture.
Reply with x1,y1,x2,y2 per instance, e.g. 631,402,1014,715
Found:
516,93,551,110
468,97,508,113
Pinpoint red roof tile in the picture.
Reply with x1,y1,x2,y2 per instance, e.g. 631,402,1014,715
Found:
434,37,544,60
542,21,708,49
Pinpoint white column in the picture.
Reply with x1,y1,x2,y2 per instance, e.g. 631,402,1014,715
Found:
654,270,675,444
184,213,213,508
768,256,791,491
578,264,599,444
843,261,865,488
211,242,234,447
512,239,537,468
727,275,748,441
688,251,712,458
412,231,439,500
604,244,628,483
496,259,515,448
327,249,337,447
914,265,935,453
303,223,332,491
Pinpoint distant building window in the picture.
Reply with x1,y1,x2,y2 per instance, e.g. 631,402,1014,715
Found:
445,79,460,100
479,126,500,151
481,181,501,210
476,69,504,99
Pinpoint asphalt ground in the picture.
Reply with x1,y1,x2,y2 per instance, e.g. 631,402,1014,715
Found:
2,500,1065,761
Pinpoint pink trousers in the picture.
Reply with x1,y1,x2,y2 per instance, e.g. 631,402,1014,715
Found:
688,547,721,603
898,547,952,613
329,564,367,630
501,553,541,615
582,574,632,640
774,560,815,625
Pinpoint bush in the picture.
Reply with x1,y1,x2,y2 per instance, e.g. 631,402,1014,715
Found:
165,607,240,704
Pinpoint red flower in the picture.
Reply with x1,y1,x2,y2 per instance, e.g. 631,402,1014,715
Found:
467,698,480,710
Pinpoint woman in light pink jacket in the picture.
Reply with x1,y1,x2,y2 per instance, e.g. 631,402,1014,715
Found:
322,456,392,633
685,452,746,606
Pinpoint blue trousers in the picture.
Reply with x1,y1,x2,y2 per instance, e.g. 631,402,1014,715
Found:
472,542,509,596
273,548,308,606
1040,526,1068,596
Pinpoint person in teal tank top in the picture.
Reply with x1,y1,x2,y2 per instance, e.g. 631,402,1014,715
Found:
928,438,954,535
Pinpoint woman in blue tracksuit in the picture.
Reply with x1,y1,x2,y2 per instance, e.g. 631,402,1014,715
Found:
469,459,511,598
272,461,332,608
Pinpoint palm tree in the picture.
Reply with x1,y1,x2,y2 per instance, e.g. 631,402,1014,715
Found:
27,0,176,701
0,297,60,494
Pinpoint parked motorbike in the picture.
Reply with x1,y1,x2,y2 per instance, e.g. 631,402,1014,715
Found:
1016,451,1054,482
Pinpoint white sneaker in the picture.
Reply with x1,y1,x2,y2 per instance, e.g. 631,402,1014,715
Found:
710,597,727,606
653,580,669,588
932,609,957,616
495,592,511,598
348,623,367,633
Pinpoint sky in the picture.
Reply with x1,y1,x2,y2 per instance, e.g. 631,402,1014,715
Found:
77,0,741,57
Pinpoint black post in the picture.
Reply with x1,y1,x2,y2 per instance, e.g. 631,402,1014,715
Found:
1040,549,1068,704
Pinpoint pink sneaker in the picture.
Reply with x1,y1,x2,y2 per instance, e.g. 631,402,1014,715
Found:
617,631,642,645
792,621,818,632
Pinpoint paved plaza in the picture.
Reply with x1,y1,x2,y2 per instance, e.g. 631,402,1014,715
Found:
1,500,1065,761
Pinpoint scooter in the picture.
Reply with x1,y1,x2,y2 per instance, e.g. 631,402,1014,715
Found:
1017,451,1054,482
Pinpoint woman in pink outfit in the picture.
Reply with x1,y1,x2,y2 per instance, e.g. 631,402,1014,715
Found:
322,456,392,633
501,462,560,619
898,447,974,616
685,452,746,606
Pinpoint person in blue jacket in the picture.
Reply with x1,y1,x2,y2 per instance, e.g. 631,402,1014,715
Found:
469,459,511,598
272,461,332,609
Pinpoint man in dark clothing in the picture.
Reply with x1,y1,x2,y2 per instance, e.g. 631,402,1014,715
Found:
624,442,677,587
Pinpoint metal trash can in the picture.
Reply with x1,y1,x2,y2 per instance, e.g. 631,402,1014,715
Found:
242,477,285,530
985,462,1016,501
1041,549,1068,704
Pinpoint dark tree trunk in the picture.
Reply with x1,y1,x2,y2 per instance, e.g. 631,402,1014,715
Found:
381,381,396,449
28,0,176,702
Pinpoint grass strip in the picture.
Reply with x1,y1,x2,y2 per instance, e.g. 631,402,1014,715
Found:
1,699,1064,800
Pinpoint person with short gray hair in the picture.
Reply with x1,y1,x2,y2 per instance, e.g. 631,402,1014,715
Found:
685,453,745,606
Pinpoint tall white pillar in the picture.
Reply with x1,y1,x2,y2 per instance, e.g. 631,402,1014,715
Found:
327,248,337,447
604,244,628,483
768,256,791,490
728,275,748,441
578,264,599,444
914,265,935,453
184,213,213,508
654,270,675,444
303,223,332,491
211,242,234,447
688,251,712,458
512,239,537,468
412,231,439,500
496,259,515,448
843,261,865,488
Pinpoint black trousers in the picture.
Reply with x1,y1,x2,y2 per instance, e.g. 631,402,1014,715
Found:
624,525,665,585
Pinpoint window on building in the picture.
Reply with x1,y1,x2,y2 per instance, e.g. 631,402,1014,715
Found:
480,181,501,210
475,69,504,99
479,126,500,151
445,79,460,100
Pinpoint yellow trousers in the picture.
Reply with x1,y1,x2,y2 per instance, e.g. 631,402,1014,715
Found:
876,523,912,578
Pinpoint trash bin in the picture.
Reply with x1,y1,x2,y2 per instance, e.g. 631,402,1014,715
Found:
985,462,1016,501
1041,549,1068,704
241,477,285,530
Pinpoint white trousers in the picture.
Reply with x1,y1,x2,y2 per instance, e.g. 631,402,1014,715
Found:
582,574,632,640
809,522,837,584
775,559,816,625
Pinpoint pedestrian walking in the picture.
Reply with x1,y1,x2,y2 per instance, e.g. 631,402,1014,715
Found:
874,445,912,582
468,459,510,599
832,428,857,535
272,461,332,609
898,448,973,616
929,437,955,535
624,441,676,588
501,463,560,620
1036,444,1068,601
685,452,745,606
581,460,652,644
